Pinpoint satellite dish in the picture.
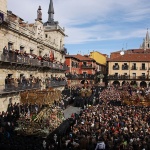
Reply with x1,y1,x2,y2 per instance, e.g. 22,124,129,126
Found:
120,51,124,55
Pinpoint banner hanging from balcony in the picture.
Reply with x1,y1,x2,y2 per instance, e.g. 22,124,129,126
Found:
0,12,4,24
49,50,54,62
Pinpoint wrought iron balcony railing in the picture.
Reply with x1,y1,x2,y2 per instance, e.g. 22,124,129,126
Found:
140,67,147,70
122,65,129,70
113,66,119,70
81,64,95,69
131,67,138,70
4,83,41,92
47,80,67,87
107,75,150,80
66,74,95,80
0,51,69,71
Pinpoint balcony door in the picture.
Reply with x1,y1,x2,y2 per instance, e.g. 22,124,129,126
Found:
132,73,136,79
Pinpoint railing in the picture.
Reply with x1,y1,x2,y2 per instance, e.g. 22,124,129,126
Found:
66,74,95,80
47,80,67,87
0,51,69,71
131,67,138,70
122,66,129,70
113,66,119,70
3,83,41,93
107,75,150,80
140,67,147,70
81,65,95,69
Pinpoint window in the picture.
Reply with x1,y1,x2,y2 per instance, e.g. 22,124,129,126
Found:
132,63,136,70
30,49,33,54
142,73,145,76
132,73,136,79
124,73,127,75
20,46,24,51
8,42,13,51
45,34,47,38
83,62,86,66
122,63,128,70
39,51,42,56
115,73,118,76
142,63,145,69
115,63,119,68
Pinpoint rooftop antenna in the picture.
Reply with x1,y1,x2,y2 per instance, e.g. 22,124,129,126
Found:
120,47,124,55
126,43,128,50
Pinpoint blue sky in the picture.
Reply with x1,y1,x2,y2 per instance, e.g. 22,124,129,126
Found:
7,0,150,56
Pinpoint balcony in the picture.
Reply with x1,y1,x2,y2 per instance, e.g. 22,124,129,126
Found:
122,65,129,70
0,11,10,26
60,47,67,54
81,64,95,69
0,50,69,71
66,74,95,80
140,67,147,70
113,65,119,70
131,66,138,70
107,75,150,80
1,83,41,94
47,80,67,87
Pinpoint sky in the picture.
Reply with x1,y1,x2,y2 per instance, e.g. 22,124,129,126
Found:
7,0,150,56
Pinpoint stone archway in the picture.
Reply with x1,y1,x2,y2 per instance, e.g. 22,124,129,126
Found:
130,81,137,86
80,80,89,84
140,81,147,88
113,80,120,86
122,81,126,86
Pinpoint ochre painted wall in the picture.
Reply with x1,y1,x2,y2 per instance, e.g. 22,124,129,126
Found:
90,51,106,66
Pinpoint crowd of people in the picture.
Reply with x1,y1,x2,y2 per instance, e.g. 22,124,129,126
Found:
4,74,67,91
61,104,150,150
0,84,150,149
0,89,72,150
2,46,67,69
5,75,42,91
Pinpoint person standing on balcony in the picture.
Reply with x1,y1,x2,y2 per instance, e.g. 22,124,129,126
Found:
3,46,8,61
5,76,9,90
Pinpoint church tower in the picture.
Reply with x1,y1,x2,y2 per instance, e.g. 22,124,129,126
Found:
140,29,150,49
44,0,66,52
48,0,54,24
44,0,56,26
145,29,150,48
0,0,7,14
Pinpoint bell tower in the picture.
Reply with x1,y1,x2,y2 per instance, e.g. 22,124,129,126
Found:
0,0,7,14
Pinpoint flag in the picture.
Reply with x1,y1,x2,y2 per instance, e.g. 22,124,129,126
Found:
49,50,54,62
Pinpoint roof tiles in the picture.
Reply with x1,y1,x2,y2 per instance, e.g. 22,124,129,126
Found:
108,53,150,62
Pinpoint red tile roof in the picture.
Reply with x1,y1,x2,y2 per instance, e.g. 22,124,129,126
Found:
108,53,150,62
74,54,95,61
66,54,95,61
111,49,150,54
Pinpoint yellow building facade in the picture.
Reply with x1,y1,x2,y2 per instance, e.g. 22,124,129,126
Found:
107,51,150,87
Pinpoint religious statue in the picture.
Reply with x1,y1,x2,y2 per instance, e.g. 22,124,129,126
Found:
37,6,42,20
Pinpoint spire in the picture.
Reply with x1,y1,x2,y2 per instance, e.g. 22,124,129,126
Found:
48,0,54,23
146,28,149,42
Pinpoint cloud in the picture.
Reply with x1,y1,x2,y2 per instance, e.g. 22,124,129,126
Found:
7,0,150,46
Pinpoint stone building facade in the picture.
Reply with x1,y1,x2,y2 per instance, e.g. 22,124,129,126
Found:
0,0,68,111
